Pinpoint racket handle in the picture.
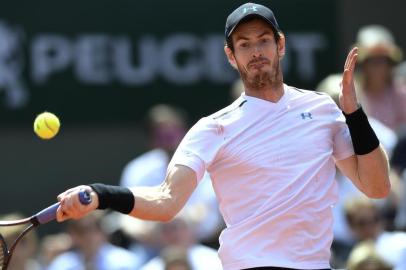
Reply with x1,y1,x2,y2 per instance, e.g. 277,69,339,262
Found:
35,190,92,224
79,189,92,205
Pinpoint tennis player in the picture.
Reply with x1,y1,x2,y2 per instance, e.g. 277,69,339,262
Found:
56,3,391,270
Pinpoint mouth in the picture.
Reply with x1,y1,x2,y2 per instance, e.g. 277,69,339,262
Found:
248,60,269,69
251,63,266,69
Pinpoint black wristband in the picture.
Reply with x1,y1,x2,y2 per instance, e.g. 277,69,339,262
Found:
89,183,135,214
343,107,380,155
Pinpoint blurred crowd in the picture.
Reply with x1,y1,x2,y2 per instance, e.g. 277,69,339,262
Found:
1,24,406,270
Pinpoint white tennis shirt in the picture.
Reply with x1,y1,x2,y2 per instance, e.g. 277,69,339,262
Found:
169,84,354,270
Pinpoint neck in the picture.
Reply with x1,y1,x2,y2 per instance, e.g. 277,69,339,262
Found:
244,83,285,102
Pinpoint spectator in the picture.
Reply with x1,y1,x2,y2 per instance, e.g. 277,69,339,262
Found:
138,214,222,270
46,212,140,270
344,195,406,270
347,240,393,270
38,233,72,269
355,25,406,131
161,246,192,270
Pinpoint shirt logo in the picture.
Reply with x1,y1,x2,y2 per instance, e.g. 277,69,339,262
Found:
300,112,313,120
243,6,258,14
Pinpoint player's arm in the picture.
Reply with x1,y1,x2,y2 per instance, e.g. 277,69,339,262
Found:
56,164,197,222
335,47,390,198
128,165,197,221
336,149,390,198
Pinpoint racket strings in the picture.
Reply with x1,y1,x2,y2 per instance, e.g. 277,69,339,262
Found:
0,235,7,269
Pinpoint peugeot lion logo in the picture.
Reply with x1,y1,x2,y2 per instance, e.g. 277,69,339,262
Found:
0,20,29,109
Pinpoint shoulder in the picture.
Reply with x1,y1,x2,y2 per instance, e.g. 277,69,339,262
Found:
188,98,245,134
208,97,247,120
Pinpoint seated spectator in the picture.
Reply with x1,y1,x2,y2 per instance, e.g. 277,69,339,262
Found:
138,215,222,270
345,195,406,270
347,240,393,270
354,25,406,131
38,233,72,268
46,211,140,270
161,246,192,270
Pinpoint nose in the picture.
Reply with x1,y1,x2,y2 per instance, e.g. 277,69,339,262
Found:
252,44,262,58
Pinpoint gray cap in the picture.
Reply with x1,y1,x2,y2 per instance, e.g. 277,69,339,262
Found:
225,3,281,39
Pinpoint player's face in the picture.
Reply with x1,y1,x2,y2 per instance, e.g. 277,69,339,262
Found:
225,18,285,90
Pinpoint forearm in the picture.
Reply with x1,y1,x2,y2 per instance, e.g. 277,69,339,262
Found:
339,107,391,198
128,184,177,222
356,145,391,198
128,166,197,221
56,166,196,222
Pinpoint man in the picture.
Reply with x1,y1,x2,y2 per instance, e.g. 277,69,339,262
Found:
354,25,406,132
56,3,390,270
344,195,406,270
346,241,393,270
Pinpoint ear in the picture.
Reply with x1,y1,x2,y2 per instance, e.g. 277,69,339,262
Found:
224,46,238,70
277,33,286,59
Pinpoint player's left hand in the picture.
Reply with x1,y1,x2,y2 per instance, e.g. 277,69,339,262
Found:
339,47,359,114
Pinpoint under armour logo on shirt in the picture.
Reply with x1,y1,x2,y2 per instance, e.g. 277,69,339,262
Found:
243,6,258,14
301,112,313,119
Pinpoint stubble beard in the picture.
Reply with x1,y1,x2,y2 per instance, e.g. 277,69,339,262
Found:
238,55,283,92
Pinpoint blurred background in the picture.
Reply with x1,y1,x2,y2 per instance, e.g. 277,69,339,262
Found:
2,0,406,269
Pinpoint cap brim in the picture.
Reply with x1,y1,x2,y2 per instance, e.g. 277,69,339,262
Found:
227,13,279,38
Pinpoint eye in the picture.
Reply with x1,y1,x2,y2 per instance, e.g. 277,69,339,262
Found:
239,42,249,48
261,38,270,44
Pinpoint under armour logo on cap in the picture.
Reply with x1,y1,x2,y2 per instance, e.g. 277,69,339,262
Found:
225,2,281,39
243,5,258,14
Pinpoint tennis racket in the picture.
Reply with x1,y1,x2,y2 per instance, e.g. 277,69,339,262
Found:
0,190,91,270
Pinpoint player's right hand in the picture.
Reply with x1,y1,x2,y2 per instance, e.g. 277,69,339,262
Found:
56,185,99,222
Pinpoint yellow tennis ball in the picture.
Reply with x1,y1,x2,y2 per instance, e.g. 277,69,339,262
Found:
33,112,61,139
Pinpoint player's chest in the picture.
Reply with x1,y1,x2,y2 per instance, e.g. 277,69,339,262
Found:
216,111,333,169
